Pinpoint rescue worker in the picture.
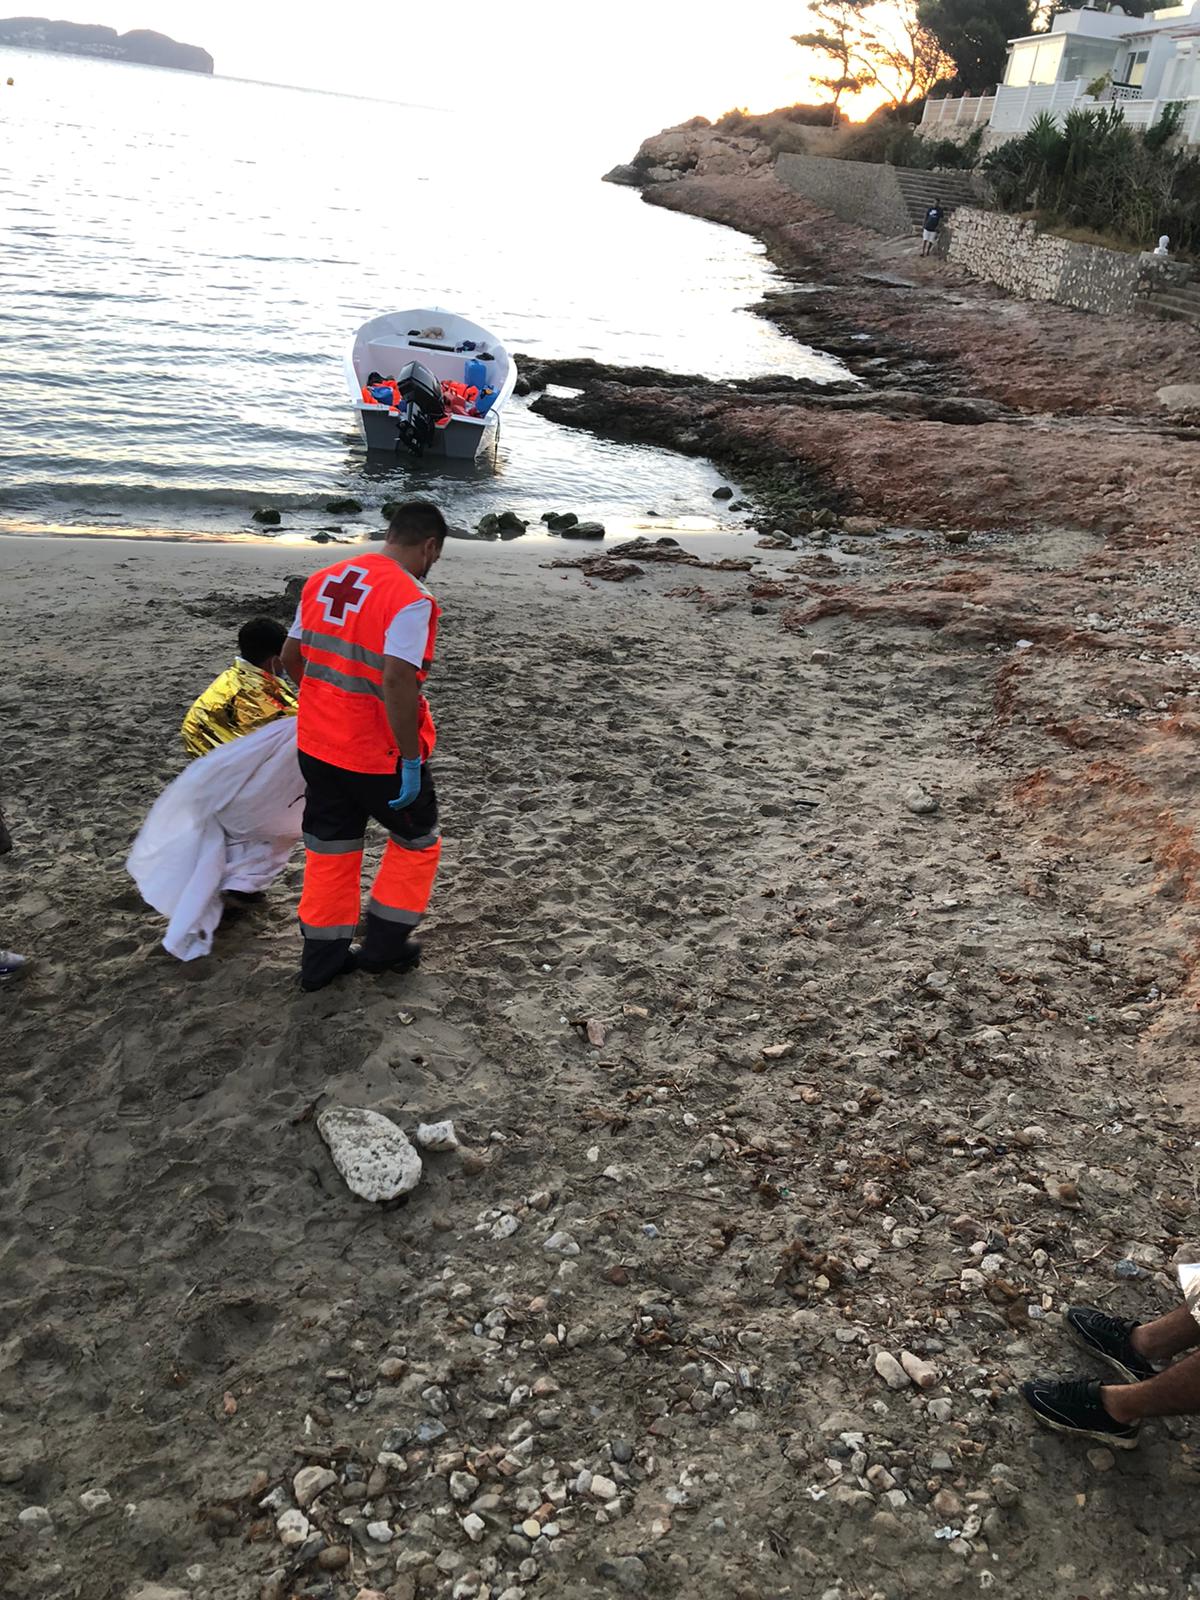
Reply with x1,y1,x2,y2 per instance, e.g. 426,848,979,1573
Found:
279,500,446,993
181,617,298,758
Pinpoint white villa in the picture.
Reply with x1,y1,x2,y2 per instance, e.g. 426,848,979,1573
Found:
921,0,1200,144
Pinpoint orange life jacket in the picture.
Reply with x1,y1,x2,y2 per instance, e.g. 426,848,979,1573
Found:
362,380,401,407
296,552,439,774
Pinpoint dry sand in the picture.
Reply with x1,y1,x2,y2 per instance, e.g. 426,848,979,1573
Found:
2,524,1199,1600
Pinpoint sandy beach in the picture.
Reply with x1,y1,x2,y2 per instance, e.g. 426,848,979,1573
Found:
4,501,1200,1599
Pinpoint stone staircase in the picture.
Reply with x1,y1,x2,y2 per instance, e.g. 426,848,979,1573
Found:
1138,278,1200,328
892,168,982,231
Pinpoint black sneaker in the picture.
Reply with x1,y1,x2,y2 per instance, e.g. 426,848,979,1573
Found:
1065,1305,1155,1382
1021,1376,1139,1449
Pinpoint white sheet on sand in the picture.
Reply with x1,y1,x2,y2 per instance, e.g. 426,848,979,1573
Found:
126,719,304,961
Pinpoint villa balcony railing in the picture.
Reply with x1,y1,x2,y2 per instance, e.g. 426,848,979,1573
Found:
991,79,1200,141
1108,81,1144,102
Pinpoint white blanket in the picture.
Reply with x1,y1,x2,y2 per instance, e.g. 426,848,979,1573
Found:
127,719,304,961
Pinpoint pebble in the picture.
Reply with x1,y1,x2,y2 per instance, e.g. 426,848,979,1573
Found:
873,1350,910,1390
366,1519,394,1542
610,1440,634,1464
293,1466,336,1508
899,1350,939,1390
18,1505,53,1531
416,1119,459,1151
905,789,939,815
491,1214,520,1240
1087,1447,1116,1472
928,1398,954,1423
450,1472,479,1502
590,1473,619,1501
276,1508,310,1546
462,1512,486,1542
599,1555,648,1592
543,1231,580,1256
521,1518,541,1539
79,1488,112,1513
317,1546,350,1570
317,1106,422,1201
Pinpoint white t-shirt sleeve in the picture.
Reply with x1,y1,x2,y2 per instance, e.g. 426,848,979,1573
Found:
287,602,302,640
383,597,432,667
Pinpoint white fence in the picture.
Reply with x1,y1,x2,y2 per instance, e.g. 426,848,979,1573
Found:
921,94,997,130
990,81,1087,131
987,80,1200,141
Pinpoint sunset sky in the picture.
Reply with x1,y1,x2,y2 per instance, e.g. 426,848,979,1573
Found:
84,1,838,138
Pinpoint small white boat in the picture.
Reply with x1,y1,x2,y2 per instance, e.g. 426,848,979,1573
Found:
345,308,517,461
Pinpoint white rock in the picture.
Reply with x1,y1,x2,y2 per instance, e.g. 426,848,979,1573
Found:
449,1471,479,1502
417,1119,459,1151
276,1508,310,1546
490,1214,520,1241
79,1489,112,1513
462,1512,486,1542
905,789,939,816
1157,382,1200,413
544,1231,580,1256
928,1397,954,1423
292,1465,336,1508
873,1350,910,1390
18,1505,53,1530
317,1106,422,1201
589,1473,619,1501
366,1519,394,1542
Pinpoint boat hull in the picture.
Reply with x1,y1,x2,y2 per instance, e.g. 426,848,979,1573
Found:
356,404,496,461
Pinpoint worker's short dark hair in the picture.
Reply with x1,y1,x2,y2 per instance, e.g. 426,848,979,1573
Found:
238,615,288,666
366,370,383,385
386,500,448,546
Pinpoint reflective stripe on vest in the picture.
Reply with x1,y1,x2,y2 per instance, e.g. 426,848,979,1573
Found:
296,552,440,775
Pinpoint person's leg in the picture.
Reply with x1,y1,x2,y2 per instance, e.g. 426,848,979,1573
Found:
297,752,369,991
358,764,441,969
1132,1303,1200,1363
1104,1347,1200,1424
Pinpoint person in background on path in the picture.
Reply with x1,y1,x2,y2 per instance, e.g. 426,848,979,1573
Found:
181,617,298,758
280,500,446,994
1022,1287,1200,1449
921,199,944,258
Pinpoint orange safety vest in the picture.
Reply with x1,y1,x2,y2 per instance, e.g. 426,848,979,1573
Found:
296,552,440,774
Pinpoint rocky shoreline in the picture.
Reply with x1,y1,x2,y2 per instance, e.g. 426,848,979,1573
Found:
586,124,1200,546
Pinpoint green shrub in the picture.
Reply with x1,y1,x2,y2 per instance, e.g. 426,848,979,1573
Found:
837,119,982,170
981,103,1200,252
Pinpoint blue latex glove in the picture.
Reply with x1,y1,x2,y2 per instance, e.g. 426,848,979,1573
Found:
388,757,423,812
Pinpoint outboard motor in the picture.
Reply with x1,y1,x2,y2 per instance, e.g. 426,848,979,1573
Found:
393,360,446,458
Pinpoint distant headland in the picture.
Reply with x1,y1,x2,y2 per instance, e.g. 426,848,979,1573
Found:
0,16,213,72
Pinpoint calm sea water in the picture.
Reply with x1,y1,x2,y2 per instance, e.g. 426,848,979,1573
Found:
0,52,845,540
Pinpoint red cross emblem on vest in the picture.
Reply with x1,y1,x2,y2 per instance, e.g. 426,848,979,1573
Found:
316,565,372,625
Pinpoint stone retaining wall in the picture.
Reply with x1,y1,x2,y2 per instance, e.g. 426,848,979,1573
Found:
946,206,1142,314
775,153,913,237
